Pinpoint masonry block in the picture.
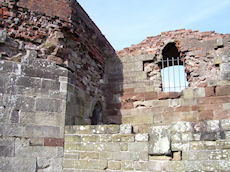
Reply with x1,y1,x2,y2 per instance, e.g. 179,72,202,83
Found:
76,159,108,170
35,98,63,113
135,133,149,142
149,126,171,155
0,137,15,157
216,85,230,96
108,161,121,170
120,124,132,134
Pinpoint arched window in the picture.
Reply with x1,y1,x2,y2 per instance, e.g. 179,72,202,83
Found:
160,43,188,92
91,102,103,125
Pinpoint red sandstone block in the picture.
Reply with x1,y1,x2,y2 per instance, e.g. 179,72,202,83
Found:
3,9,10,16
158,92,169,100
144,92,158,100
205,87,215,97
123,88,135,95
175,105,198,112
162,112,184,123
158,92,181,100
121,92,145,102
198,82,207,87
198,104,222,111
44,138,64,147
198,110,213,120
216,86,230,96
121,102,134,109
213,110,230,120
198,96,230,104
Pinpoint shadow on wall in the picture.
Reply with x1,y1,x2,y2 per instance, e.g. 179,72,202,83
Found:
104,55,123,124
61,30,123,125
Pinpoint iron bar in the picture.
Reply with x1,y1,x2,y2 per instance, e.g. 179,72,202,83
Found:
172,57,175,92
183,58,187,89
177,57,181,91
162,58,165,91
167,57,170,92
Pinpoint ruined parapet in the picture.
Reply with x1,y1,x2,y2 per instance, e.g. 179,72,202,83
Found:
0,0,119,124
110,29,230,127
0,1,119,171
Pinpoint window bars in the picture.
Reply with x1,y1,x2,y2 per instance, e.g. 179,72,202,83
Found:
161,57,188,92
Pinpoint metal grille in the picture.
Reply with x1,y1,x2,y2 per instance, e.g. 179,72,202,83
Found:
161,57,188,92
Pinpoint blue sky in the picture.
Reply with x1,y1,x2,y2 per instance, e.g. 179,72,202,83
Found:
77,0,230,51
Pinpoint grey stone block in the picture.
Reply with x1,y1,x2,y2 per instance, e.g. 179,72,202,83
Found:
15,75,41,88
3,95,36,112
15,140,63,158
21,65,63,80
0,60,22,75
0,30,7,43
221,63,230,72
171,121,193,133
222,55,230,63
120,124,132,134
41,79,60,91
221,119,230,130
129,142,148,152
0,124,25,137
201,132,218,141
149,126,171,155
220,72,230,81
35,98,62,113
0,157,36,172
206,120,220,132
216,37,224,47
25,125,62,138
10,109,20,123
0,137,15,157
37,157,63,172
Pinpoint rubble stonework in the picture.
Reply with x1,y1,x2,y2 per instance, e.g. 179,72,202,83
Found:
0,0,117,124
0,0,230,172
0,0,118,171
106,29,230,127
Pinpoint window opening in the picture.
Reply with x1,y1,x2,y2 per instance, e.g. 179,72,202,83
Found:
160,43,188,92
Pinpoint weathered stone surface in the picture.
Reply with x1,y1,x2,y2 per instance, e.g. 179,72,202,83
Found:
0,157,36,172
171,121,192,133
0,30,7,43
149,126,171,155
35,98,63,113
108,161,121,170
135,133,149,142
0,138,15,157
216,37,224,47
120,124,132,134
1,1,230,172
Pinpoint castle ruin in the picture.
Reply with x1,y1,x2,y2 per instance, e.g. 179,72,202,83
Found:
0,0,230,171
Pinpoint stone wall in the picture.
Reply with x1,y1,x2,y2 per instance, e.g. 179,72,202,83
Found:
108,29,230,126
0,0,118,124
63,120,230,171
0,57,68,171
0,0,118,171
1,0,230,171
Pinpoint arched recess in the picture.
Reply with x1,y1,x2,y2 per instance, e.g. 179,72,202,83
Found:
91,101,104,125
160,42,188,92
